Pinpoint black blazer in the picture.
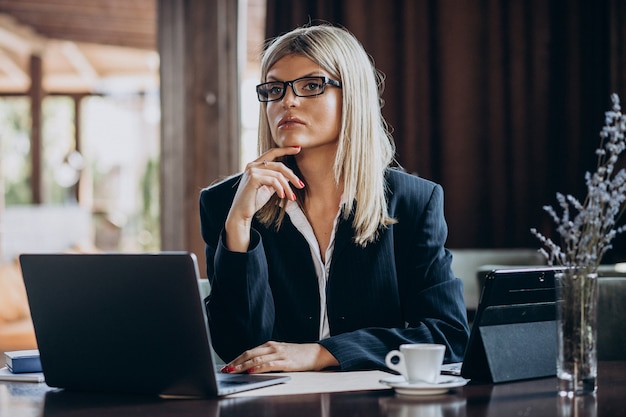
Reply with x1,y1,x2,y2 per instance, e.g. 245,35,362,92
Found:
199,168,469,370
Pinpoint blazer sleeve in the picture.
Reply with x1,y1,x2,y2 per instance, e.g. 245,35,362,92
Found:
199,180,276,362
318,179,469,370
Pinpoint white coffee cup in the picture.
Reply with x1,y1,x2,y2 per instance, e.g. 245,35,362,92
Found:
385,343,446,384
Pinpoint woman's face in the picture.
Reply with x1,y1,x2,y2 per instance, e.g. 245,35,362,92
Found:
265,54,342,151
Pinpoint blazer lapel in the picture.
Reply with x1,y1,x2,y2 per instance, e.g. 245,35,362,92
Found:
331,214,354,263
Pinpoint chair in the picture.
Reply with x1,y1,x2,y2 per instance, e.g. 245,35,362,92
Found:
597,276,626,360
197,278,225,366
0,259,37,353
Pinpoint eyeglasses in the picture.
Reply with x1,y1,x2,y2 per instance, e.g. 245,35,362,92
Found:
256,76,342,102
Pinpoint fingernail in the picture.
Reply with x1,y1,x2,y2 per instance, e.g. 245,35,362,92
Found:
219,366,229,373
292,146,301,150
247,368,255,374
291,192,297,201
299,180,305,188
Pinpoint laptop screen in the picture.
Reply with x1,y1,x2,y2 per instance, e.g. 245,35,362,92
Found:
20,252,289,397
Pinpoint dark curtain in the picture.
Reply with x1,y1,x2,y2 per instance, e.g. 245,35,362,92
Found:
265,0,626,261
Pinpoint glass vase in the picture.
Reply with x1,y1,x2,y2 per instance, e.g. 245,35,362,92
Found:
556,269,599,396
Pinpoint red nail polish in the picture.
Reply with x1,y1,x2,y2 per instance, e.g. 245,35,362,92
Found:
247,368,255,374
292,146,301,150
219,366,229,373
299,180,305,188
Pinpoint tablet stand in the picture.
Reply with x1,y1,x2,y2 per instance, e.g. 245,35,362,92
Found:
468,303,557,383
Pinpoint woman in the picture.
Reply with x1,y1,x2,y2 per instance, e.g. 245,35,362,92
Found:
199,24,469,373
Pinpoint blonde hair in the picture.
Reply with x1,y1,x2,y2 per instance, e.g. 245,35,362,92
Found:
256,24,396,246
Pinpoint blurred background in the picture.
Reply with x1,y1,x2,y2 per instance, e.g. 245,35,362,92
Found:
0,0,625,353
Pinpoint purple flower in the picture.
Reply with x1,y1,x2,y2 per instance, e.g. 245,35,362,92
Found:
531,94,626,272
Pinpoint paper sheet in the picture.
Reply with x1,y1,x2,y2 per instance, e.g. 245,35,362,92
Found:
227,370,393,397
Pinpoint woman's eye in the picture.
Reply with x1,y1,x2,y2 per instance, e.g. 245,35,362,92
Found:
304,82,322,91
268,86,284,96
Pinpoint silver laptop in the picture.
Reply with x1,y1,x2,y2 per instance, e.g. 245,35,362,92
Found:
19,252,290,397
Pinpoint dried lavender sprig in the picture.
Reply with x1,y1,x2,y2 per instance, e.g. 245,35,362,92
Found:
532,94,626,271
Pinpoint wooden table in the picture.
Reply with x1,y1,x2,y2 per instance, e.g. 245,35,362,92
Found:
2,362,625,417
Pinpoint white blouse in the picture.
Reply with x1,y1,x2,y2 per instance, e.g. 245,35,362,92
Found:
284,200,341,340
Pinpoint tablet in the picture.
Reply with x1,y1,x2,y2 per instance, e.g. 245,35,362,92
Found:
460,267,562,383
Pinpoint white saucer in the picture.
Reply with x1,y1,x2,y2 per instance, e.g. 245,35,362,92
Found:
379,375,469,396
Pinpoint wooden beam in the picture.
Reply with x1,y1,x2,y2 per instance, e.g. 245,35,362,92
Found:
0,1,156,50
0,13,44,54
158,0,240,262
158,0,186,253
60,41,98,85
0,49,28,84
29,54,43,204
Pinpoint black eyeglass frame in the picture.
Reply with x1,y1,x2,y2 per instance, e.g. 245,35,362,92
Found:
256,76,342,102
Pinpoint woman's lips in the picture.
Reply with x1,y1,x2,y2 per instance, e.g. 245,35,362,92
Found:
278,116,305,128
